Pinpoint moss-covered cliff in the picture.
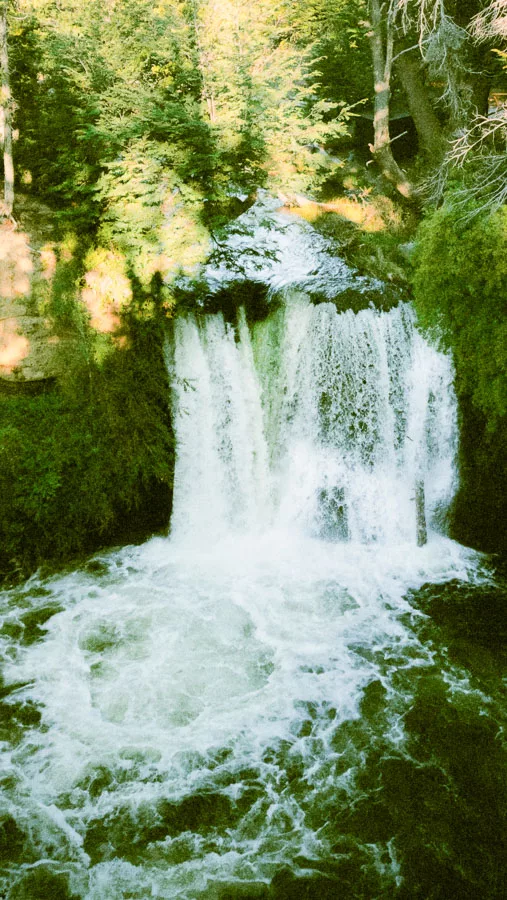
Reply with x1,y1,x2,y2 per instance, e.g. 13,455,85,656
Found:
0,201,174,584
412,203,507,554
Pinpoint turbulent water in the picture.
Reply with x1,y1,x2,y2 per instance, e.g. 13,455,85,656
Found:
1,288,506,899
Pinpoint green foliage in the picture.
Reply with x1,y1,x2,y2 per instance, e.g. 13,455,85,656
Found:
412,200,507,552
10,7,103,231
412,202,507,428
314,211,413,288
38,234,91,333
8,0,359,256
0,320,173,583
310,165,418,288
96,140,169,283
288,0,371,109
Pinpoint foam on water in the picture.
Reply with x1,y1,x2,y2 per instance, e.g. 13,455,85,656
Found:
0,287,490,899
0,533,481,898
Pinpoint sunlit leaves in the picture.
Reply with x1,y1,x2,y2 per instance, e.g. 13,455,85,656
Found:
8,0,362,289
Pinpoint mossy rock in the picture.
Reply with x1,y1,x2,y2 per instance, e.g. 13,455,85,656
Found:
0,677,42,743
84,791,238,864
8,867,77,900
269,867,344,900
0,816,25,864
204,883,269,900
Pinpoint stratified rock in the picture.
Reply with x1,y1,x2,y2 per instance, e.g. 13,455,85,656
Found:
0,201,71,392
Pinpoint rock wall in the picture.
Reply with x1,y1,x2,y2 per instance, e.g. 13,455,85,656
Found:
0,199,65,393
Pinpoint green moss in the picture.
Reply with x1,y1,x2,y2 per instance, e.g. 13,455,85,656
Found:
0,319,173,583
8,867,77,900
312,198,418,290
412,204,507,427
0,604,63,645
412,202,507,552
308,285,400,312
0,816,25,864
0,677,42,744
83,792,238,865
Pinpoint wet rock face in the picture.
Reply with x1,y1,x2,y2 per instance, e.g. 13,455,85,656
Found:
0,200,66,391
0,310,62,386
0,815,25,864
8,866,77,900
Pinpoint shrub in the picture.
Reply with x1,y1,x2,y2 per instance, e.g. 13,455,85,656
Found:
0,320,173,583
412,201,507,552
413,203,507,429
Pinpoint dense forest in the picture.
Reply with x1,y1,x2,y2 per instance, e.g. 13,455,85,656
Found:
1,6,507,900
0,0,506,577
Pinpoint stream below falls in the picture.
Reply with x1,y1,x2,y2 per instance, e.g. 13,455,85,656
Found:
1,292,506,899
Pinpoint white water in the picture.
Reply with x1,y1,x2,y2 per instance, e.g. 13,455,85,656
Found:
0,288,483,899
170,295,457,546
182,191,378,300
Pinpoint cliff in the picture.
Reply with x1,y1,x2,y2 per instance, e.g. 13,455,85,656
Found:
0,196,71,393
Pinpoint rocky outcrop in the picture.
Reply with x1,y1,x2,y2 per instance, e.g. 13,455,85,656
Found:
0,198,65,393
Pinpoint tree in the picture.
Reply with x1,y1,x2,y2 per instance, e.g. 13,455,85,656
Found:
395,0,497,121
367,0,413,196
430,0,507,217
395,49,446,158
0,0,14,217
362,1,507,195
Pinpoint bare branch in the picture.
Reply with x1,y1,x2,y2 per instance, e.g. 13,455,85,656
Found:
471,1,507,43
426,109,507,219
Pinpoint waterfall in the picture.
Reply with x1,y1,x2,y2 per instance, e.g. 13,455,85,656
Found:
170,293,457,545
3,207,496,900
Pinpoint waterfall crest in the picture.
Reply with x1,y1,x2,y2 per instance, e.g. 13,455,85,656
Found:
170,293,457,545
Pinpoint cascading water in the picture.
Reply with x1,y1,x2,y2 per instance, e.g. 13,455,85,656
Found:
0,207,505,900
170,295,456,545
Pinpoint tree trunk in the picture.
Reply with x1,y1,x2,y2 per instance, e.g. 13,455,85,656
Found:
396,52,446,160
0,0,14,218
367,0,413,198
